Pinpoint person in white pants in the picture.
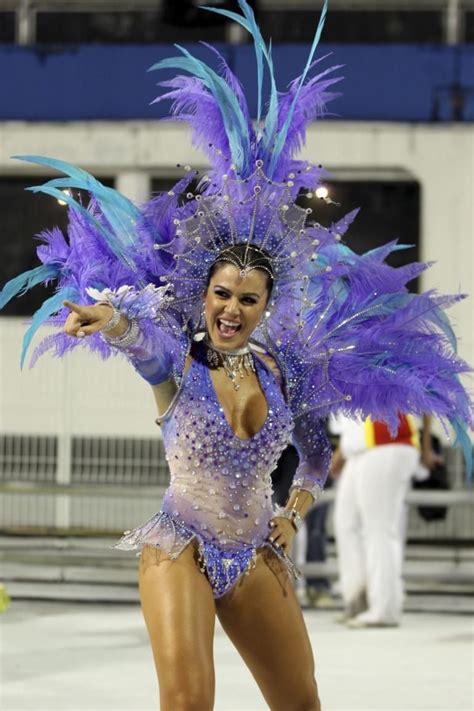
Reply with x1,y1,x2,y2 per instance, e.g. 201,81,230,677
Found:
331,415,436,627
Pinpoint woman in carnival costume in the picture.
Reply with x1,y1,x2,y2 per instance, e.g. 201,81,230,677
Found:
1,2,472,709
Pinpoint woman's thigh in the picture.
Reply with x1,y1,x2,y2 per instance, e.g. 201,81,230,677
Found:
139,542,216,711
215,548,321,711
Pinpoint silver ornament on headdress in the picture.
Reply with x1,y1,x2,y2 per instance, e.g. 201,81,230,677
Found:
214,243,274,282
152,160,332,333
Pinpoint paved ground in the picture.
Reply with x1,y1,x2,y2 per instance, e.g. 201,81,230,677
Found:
1,599,473,711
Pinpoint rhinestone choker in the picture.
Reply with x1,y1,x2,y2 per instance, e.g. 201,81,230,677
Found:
204,338,255,390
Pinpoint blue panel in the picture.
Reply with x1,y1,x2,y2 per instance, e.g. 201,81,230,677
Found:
265,44,456,121
0,43,230,121
0,43,472,122
459,46,474,121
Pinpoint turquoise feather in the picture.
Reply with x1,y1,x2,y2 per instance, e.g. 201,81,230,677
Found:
451,416,473,478
0,264,59,310
150,47,251,173
261,39,279,167
20,286,78,369
13,155,141,246
203,1,265,128
27,184,104,228
269,0,328,177
203,1,278,163
13,156,143,278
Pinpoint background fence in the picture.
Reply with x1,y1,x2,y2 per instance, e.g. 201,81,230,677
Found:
1,432,472,543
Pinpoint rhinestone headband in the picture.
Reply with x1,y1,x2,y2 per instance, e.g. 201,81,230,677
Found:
212,244,275,281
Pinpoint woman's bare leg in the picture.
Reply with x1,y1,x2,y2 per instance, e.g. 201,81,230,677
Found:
139,542,216,711
216,548,321,711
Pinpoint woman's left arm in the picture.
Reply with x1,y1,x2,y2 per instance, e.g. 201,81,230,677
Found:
288,414,332,502
268,415,332,552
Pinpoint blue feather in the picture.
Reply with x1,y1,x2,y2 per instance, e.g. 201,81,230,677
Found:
261,39,279,165
20,286,77,369
13,156,143,279
236,0,265,128
13,155,141,245
202,1,278,159
26,184,106,231
431,302,459,353
451,416,473,479
203,1,265,128
269,0,328,177
365,241,415,258
13,155,97,186
0,264,59,310
150,49,251,173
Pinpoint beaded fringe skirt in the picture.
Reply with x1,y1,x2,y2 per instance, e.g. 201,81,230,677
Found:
114,510,301,598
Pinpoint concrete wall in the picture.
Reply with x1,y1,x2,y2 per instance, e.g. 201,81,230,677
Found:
0,121,472,440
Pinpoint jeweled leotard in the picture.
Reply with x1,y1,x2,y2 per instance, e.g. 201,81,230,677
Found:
114,341,301,597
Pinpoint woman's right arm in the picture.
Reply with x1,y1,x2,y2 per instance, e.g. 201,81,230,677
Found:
63,299,177,415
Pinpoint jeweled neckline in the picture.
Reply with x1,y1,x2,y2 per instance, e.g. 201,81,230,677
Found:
203,347,271,442
204,337,256,391
204,336,251,357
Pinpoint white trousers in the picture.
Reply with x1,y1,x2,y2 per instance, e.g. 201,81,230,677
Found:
334,445,419,624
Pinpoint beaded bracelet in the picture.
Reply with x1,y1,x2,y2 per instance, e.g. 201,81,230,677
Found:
277,507,303,532
103,317,140,347
98,302,122,334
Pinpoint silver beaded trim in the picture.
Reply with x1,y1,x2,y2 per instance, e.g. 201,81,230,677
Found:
104,317,140,347
99,303,122,333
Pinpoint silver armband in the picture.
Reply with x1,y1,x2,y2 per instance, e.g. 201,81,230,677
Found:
104,317,140,348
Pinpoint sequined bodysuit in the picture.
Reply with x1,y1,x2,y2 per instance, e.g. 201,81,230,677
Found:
115,341,301,597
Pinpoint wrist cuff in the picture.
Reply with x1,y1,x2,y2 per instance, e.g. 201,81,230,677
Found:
103,317,140,347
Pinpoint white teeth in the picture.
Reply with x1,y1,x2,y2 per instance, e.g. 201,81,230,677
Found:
217,318,241,335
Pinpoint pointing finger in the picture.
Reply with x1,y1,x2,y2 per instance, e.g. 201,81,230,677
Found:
63,300,87,317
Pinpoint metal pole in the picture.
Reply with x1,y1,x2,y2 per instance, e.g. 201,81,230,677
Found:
225,21,247,45
16,0,36,46
55,358,72,530
446,0,461,45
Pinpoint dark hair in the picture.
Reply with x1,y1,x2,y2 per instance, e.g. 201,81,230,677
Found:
206,243,274,300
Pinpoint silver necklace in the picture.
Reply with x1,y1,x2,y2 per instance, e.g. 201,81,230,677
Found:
204,337,255,390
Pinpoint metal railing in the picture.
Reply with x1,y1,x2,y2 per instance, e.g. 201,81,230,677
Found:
0,433,472,542
2,0,473,45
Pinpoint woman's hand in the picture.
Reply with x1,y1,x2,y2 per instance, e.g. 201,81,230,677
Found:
63,300,127,339
267,516,297,554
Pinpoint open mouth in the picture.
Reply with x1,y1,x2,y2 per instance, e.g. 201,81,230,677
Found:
216,318,242,338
